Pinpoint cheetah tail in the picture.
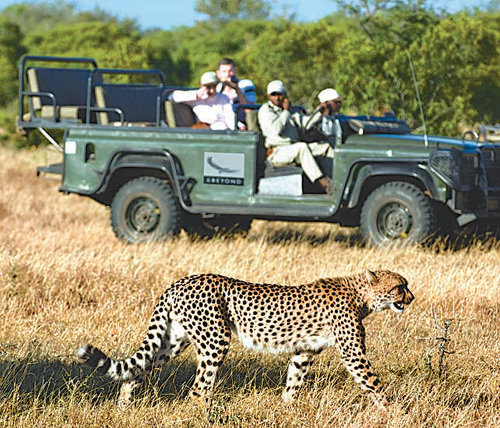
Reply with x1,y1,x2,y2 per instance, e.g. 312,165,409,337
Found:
76,344,118,379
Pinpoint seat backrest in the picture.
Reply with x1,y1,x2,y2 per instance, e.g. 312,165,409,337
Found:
245,109,260,133
94,83,163,125
26,68,43,111
26,66,100,122
27,67,93,108
164,99,197,128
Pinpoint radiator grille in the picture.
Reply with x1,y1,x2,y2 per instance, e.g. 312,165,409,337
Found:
481,148,500,188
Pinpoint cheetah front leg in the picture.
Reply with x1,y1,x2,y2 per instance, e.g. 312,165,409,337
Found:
282,351,315,402
337,328,388,408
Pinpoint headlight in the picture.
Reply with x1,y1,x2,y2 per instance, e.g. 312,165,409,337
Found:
429,150,461,184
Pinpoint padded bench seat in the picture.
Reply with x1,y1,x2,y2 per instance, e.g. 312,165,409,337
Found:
164,99,197,128
26,67,97,122
94,83,164,125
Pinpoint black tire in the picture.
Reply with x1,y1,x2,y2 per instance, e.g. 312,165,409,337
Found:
181,213,252,240
111,177,180,243
360,181,436,247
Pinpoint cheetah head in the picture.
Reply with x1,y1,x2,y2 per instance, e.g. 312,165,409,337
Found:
365,269,414,314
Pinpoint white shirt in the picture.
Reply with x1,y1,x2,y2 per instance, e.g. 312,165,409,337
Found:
257,101,322,148
321,116,342,144
172,90,236,130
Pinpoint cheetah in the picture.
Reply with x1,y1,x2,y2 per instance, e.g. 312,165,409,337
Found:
76,269,413,407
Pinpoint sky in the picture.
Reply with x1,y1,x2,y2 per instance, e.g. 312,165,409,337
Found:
2,0,493,31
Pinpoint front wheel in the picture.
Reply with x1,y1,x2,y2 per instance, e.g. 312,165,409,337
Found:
111,177,180,243
360,181,436,247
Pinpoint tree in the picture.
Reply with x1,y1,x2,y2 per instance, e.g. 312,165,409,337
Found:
24,20,148,73
195,0,271,22
241,21,346,106
1,1,139,35
384,13,500,135
159,19,270,87
0,0,75,35
140,31,189,86
0,18,25,106
334,0,439,46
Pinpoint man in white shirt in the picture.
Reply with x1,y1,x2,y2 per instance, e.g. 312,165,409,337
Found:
172,71,236,130
258,80,333,194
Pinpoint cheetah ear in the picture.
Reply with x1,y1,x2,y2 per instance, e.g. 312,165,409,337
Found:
365,269,377,284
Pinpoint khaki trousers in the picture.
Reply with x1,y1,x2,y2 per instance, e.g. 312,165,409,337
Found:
267,142,333,183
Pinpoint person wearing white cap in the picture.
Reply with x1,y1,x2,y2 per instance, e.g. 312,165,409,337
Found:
257,80,333,194
316,88,344,145
172,71,236,130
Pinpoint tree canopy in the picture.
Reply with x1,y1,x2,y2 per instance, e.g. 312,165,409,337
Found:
0,0,499,137
195,0,271,22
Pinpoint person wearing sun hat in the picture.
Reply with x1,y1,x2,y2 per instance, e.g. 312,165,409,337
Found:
257,80,334,194
172,71,236,130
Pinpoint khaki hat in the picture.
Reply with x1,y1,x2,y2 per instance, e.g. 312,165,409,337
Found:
318,88,344,103
200,71,218,86
267,80,286,95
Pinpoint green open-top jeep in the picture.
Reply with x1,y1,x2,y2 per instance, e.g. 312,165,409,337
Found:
18,55,500,246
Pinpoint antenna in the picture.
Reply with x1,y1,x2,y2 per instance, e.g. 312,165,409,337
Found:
407,52,428,148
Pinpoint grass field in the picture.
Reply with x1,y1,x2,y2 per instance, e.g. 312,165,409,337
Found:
0,145,499,427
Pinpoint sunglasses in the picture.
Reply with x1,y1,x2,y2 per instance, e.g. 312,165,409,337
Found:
269,92,284,96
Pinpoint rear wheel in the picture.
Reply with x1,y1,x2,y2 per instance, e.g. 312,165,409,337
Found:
111,177,180,243
360,181,436,247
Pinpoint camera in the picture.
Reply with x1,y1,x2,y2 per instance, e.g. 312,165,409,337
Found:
230,75,238,83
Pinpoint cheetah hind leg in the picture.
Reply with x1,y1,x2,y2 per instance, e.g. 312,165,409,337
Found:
189,329,231,404
117,319,191,408
282,351,315,402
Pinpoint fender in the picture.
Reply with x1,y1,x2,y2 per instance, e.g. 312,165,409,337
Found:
344,161,439,209
86,148,193,210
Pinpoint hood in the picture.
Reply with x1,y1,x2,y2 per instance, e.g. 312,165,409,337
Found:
367,133,500,151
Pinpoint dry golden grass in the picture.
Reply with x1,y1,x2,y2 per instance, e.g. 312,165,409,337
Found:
0,145,499,427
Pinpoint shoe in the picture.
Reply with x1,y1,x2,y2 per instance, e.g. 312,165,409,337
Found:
318,176,332,195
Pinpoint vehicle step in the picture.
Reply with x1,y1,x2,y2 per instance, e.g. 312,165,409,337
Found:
37,162,63,176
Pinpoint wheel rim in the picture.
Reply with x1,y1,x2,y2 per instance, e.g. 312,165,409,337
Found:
376,202,412,240
126,197,161,234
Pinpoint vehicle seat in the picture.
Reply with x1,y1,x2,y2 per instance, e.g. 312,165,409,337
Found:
164,96,198,128
26,67,95,122
94,83,163,126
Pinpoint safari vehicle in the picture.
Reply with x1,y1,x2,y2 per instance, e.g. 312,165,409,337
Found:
18,55,500,247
